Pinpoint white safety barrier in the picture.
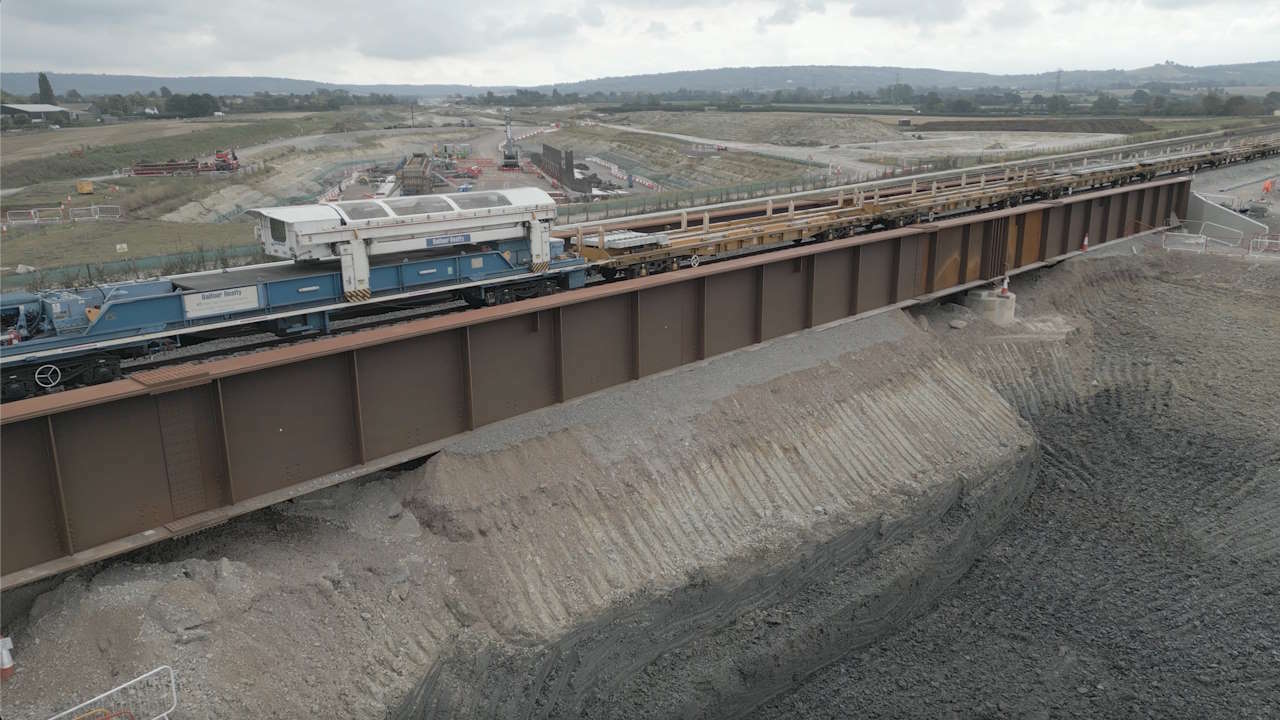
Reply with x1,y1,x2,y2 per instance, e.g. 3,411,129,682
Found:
1249,236,1280,255
1162,231,1207,254
68,205,124,222
5,210,36,225
33,207,64,224
47,666,177,720
8,208,67,225
1182,219,1245,251
0,635,13,680
34,206,62,222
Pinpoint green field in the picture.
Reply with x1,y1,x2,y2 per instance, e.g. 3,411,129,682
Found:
0,112,353,187
1,219,254,278
0,174,252,220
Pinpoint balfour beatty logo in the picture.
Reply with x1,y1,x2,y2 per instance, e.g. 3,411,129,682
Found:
183,285,260,319
428,233,471,247
202,288,243,300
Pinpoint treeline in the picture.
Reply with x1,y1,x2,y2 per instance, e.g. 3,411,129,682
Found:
468,83,1280,118
0,72,406,121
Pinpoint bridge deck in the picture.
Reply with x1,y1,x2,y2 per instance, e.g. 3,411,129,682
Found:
0,177,1192,588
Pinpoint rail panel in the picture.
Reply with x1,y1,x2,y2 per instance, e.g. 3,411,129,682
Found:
0,178,1190,588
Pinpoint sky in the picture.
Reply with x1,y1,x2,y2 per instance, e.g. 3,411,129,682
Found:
2,0,1276,87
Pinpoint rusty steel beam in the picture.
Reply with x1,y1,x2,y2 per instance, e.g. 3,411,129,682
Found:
0,177,1191,589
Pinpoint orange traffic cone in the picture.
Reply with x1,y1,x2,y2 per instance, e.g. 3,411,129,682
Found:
1,635,14,681
1081,234,1090,252
999,277,1010,297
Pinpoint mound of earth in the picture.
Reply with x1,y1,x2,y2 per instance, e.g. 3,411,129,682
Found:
915,118,1155,134
623,111,903,146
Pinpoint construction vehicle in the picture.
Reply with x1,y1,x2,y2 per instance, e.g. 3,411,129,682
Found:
131,149,239,176
501,110,520,170
214,149,240,171
399,153,436,195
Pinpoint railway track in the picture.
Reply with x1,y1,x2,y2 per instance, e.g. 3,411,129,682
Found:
4,125,1278,401
555,123,1280,239
561,133,1279,275
120,299,472,374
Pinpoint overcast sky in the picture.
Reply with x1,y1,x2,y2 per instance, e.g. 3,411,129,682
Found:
2,1,1275,87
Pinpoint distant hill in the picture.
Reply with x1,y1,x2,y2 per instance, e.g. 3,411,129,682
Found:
2,62,1276,99
530,62,1280,94
0,72,502,98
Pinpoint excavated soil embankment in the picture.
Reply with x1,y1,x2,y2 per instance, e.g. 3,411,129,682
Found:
2,306,1034,718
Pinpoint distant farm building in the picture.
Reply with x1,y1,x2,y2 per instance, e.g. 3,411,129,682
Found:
1,103,72,123
62,102,99,120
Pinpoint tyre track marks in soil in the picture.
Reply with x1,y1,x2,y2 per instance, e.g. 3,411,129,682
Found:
753,253,1280,720
756,390,1280,719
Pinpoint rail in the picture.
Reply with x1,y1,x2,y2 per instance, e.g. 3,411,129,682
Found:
555,136,1279,241
554,126,1278,227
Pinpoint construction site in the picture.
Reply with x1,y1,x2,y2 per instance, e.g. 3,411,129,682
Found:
2,41,1280,719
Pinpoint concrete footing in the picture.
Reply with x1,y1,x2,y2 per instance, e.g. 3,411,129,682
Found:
964,289,1016,325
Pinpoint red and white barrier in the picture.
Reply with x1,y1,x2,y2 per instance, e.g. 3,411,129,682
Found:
513,126,559,143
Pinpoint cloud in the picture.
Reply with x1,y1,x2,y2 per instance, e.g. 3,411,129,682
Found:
849,0,967,25
579,5,606,27
508,12,581,39
0,0,600,78
757,0,825,29
0,0,1275,88
987,1,1038,27
645,20,671,38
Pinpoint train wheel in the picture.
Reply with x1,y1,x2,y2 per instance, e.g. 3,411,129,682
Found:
88,363,119,385
461,287,487,309
2,379,34,402
34,364,62,390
